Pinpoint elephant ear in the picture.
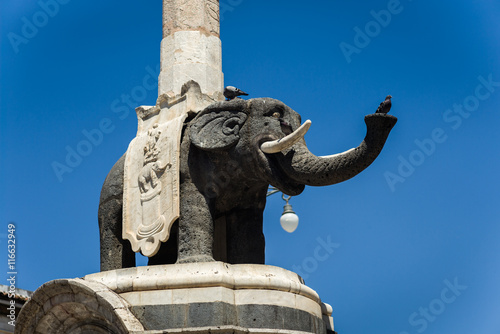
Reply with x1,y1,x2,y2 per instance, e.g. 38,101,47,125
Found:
191,110,248,151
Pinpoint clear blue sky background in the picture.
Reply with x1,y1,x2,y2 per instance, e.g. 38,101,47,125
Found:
1,0,499,333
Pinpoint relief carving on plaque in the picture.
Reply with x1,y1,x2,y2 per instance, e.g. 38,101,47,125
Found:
137,124,172,241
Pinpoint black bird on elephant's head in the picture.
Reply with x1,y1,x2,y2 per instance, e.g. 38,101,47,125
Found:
224,86,249,101
376,95,392,114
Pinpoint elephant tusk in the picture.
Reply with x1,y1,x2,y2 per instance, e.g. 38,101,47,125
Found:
260,120,312,154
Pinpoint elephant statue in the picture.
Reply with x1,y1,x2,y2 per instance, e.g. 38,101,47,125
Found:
98,97,397,271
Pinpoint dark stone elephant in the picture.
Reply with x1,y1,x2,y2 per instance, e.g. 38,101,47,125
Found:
98,98,397,271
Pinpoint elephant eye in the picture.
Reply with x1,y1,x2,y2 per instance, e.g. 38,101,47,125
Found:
272,112,280,118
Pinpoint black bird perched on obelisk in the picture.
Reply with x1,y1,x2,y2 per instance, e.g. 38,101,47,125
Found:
376,95,392,114
224,86,249,100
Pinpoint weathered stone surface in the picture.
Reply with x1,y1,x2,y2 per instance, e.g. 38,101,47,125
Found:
237,304,325,333
159,31,223,97
130,303,326,333
163,0,220,37
86,262,320,301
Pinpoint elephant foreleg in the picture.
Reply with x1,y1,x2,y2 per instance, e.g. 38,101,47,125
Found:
177,181,215,263
226,207,266,264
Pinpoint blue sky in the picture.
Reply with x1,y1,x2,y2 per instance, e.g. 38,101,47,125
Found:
1,0,500,333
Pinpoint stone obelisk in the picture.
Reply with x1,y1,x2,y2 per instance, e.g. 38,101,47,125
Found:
159,0,223,99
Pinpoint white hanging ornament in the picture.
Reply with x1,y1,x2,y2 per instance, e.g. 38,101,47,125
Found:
280,195,299,233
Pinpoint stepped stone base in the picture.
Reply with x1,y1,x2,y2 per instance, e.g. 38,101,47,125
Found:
15,262,335,334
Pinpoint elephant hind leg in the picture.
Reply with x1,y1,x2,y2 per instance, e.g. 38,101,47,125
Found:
226,207,265,265
98,154,136,271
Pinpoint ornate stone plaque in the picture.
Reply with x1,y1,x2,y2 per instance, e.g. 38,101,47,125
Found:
123,107,186,257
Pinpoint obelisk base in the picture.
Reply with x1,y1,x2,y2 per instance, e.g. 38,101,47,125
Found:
15,263,335,334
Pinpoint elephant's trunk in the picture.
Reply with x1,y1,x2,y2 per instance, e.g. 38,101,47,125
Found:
274,114,397,187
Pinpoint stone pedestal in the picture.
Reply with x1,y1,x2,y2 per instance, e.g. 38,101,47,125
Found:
16,263,335,333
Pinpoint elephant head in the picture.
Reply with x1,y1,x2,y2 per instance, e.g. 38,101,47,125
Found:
188,97,397,197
